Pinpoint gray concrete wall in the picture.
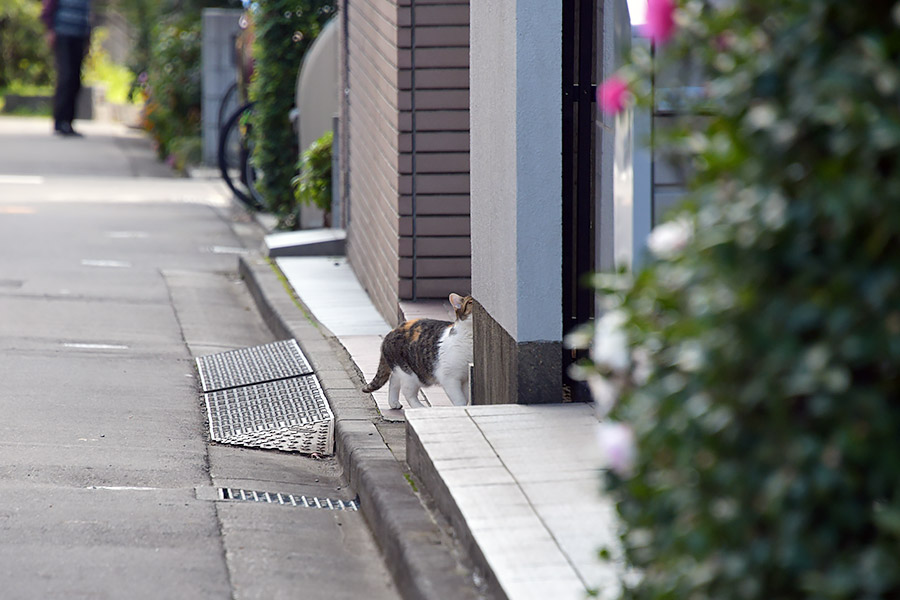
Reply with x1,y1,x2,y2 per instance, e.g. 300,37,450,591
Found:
470,0,562,344
469,0,562,403
201,9,242,166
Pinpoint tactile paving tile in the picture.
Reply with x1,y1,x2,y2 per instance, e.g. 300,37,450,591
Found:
203,375,334,455
195,339,313,392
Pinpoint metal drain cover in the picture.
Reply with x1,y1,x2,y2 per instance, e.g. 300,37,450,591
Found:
219,488,358,511
195,339,313,392
204,375,334,454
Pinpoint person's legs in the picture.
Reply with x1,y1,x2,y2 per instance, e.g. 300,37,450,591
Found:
53,34,87,133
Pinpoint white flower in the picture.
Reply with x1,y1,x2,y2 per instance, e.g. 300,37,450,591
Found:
591,309,630,372
631,347,652,385
563,326,593,350
676,341,706,373
746,103,778,130
588,374,620,418
761,192,787,230
597,421,637,478
647,218,694,259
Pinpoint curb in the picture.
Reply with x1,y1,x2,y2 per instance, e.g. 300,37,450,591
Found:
237,253,483,600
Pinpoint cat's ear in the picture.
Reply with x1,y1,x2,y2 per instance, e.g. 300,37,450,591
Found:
449,293,463,310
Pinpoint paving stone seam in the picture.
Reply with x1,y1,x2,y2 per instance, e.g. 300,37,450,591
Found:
237,252,483,600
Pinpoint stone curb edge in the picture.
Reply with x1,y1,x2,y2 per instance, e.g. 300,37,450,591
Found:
237,253,481,600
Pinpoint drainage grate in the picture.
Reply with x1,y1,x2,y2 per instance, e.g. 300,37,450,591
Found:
219,487,359,511
195,339,313,392
204,375,334,454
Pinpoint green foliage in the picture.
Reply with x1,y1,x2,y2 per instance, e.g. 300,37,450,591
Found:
143,17,203,160
115,0,156,88
84,28,138,105
0,0,53,90
117,0,231,88
292,130,333,213
168,135,203,171
136,0,232,164
0,82,53,96
585,1,900,597
248,0,335,224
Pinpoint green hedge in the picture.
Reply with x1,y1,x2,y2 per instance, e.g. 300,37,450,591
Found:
0,0,53,90
249,0,335,225
143,17,203,162
139,1,231,169
579,1,900,597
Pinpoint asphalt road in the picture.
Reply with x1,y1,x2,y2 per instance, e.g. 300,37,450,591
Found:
0,117,399,599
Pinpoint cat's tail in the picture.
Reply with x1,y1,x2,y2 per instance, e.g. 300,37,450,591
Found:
362,355,392,393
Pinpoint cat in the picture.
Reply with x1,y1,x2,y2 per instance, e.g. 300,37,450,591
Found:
363,293,473,408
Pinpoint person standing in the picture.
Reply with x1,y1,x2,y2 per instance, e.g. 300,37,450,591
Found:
41,0,92,137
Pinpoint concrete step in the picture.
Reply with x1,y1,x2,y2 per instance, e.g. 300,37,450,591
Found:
405,404,626,600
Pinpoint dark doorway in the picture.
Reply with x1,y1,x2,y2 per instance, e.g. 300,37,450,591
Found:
562,0,598,402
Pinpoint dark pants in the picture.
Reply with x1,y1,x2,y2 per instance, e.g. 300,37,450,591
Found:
53,33,88,127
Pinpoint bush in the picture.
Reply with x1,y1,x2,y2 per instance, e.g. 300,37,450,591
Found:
142,17,203,160
0,0,53,91
84,28,137,105
168,136,204,172
137,1,232,165
580,1,900,597
248,0,335,225
292,129,333,216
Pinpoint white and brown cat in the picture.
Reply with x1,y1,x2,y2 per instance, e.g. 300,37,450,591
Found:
363,293,473,408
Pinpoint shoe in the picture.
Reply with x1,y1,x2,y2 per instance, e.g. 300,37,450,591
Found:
54,122,83,137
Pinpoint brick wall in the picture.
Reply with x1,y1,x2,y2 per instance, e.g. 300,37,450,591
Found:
343,0,471,325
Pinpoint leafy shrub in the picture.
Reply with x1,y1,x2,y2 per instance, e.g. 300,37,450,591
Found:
84,28,137,105
292,129,333,215
142,18,203,160
0,0,53,91
137,1,232,163
248,0,335,224
580,1,900,597
168,135,204,172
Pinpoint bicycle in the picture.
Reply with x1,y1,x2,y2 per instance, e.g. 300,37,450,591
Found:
217,8,265,211
217,100,265,211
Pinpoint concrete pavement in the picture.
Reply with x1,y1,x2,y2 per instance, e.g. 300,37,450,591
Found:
0,116,405,599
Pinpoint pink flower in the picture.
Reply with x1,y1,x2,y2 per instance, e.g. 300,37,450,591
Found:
597,76,629,115
597,421,637,478
640,0,677,45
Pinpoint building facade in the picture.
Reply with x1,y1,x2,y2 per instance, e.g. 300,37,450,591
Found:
339,0,471,325
339,0,671,404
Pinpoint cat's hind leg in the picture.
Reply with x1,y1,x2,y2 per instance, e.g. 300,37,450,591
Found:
401,381,425,409
442,377,470,407
387,373,402,410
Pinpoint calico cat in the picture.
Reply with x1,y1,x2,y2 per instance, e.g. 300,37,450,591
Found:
363,293,473,408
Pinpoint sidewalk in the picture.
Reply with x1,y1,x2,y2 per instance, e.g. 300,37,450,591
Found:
244,233,624,599
0,115,402,599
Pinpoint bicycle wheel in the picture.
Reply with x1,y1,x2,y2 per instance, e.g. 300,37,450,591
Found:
216,81,239,133
217,101,264,210
243,132,266,209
